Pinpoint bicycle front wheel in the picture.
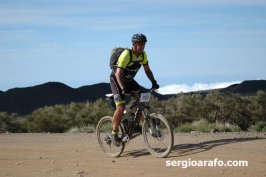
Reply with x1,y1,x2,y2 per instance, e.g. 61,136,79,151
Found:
96,116,125,158
142,113,174,158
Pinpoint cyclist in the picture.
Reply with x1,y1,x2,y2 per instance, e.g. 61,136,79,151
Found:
109,33,159,146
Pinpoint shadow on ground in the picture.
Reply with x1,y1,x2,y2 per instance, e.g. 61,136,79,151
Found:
122,136,265,158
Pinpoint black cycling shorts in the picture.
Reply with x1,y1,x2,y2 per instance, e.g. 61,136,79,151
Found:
110,74,140,106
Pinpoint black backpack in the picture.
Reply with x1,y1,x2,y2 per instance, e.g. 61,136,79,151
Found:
109,47,132,69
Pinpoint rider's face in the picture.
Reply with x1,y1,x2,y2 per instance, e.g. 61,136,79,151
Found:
134,42,145,54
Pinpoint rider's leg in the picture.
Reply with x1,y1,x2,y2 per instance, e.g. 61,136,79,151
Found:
109,75,126,146
107,103,125,146
110,74,126,132
112,104,125,132
108,103,125,146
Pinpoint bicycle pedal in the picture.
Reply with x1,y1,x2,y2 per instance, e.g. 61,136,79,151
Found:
122,135,130,143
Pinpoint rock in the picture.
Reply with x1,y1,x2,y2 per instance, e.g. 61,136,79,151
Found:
77,170,87,177
16,161,24,166
211,128,220,133
77,170,85,174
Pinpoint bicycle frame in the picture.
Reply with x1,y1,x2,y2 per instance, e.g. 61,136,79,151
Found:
120,89,154,143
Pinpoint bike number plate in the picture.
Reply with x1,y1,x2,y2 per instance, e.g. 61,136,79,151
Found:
140,93,151,102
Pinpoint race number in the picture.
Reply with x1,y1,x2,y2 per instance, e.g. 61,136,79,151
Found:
140,93,151,102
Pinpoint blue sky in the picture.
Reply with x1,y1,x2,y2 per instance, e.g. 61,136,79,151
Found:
1,0,266,93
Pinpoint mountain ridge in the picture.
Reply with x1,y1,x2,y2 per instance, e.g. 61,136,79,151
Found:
0,82,111,115
221,80,266,95
0,80,265,115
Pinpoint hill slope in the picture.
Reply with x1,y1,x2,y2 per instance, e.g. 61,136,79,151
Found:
221,80,266,95
0,82,111,115
0,80,265,115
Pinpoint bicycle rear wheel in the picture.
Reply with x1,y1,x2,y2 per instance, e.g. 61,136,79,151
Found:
96,116,125,158
142,113,174,158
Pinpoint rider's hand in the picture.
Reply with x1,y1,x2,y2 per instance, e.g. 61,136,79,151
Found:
152,80,160,89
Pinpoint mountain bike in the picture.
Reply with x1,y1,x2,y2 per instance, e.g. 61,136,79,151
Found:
96,88,174,158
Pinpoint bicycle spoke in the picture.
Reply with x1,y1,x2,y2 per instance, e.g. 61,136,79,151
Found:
143,114,173,157
96,116,125,158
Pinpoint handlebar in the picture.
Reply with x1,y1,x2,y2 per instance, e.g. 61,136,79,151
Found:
150,87,157,93
130,87,157,97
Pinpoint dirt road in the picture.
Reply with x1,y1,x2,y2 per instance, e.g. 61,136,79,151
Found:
0,132,265,177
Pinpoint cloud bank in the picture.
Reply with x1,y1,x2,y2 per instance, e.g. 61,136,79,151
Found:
158,81,241,95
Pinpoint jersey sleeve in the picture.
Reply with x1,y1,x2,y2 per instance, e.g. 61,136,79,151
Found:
117,50,131,68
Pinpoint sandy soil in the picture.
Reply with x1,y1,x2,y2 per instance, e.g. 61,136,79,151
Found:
0,132,265,177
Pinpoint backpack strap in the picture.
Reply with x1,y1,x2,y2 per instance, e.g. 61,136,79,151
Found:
126,48,145,63
126,48,133,64
141,52,145,62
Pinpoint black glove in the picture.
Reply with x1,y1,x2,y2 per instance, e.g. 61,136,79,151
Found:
152,80,159,89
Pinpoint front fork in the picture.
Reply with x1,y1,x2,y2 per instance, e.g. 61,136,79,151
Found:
145,113,163,139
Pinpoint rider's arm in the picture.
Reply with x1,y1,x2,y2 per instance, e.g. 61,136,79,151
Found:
115,50,131,91
114,67,126,91
143,64,156,83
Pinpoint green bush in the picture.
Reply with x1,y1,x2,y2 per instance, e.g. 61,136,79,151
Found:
175,122,194,133
0,112,26,133
67,125,95,133
175,119,241,133
23,100,113,133
249,121,266,132
1,90,266,133
216,122,241,132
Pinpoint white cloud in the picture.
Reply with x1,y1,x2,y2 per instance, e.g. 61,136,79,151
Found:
158,81,241,95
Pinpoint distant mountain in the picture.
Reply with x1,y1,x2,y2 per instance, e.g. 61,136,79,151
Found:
221,80,266,96
0,80,265,115
168,80,266,97
0,82,111,115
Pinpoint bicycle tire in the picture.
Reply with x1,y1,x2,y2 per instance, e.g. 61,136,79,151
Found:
96,116,125,158
142,113,174,158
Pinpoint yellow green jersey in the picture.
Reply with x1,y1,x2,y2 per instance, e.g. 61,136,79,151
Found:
115,48,148,81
